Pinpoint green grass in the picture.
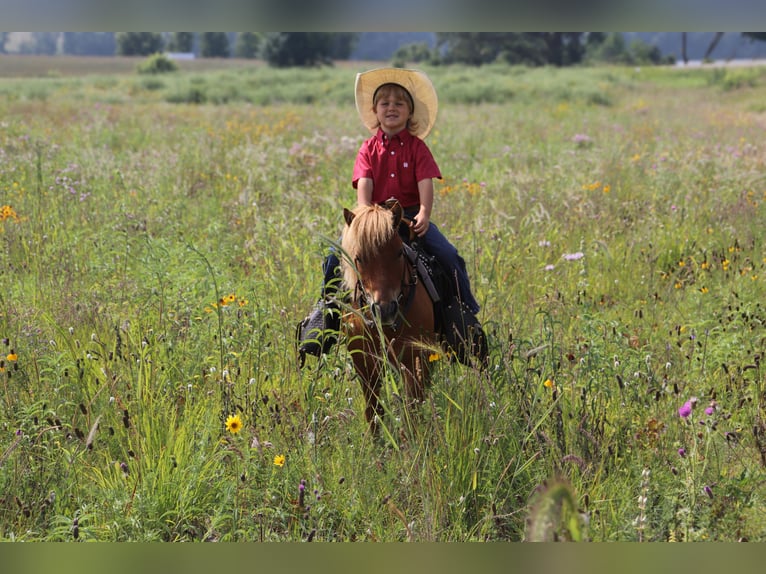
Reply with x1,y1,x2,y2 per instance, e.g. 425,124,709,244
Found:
1,59,766,541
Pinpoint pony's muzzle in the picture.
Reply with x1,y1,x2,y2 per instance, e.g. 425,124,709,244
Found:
371,300,399,326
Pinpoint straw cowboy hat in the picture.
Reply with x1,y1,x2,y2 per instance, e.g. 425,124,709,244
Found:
354,67,439,139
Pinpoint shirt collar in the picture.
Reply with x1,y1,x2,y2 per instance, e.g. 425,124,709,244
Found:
375,127,413,146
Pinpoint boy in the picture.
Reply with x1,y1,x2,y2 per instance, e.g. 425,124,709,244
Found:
298,68,480,362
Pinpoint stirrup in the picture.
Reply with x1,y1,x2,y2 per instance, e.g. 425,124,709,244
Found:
296,299,340,367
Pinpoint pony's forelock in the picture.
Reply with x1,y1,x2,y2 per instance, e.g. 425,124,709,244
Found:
340,205,397,289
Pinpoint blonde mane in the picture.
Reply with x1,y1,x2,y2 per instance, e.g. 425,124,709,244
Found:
340,204,398,290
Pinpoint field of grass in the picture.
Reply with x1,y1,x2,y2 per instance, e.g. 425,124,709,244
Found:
1,57,765,542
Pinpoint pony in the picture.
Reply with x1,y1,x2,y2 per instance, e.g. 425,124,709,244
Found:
339,201,437,434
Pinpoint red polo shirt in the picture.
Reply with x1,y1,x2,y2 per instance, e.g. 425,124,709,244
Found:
352,128,442,209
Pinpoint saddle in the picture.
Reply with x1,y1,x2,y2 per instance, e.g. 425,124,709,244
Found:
401,239,488,369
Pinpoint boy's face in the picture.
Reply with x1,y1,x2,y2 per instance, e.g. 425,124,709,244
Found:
373,87,413,136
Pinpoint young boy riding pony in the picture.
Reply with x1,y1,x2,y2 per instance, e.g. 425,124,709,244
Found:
297,68,485,367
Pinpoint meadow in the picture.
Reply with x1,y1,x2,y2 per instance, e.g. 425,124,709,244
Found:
1,56,765,541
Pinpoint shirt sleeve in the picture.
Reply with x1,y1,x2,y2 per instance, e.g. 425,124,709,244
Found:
414,139,442,181
352,141,373,189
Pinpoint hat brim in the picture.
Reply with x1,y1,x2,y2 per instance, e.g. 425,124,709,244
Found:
355,68,438,140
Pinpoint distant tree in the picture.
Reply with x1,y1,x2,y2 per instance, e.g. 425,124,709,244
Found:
436,33,585,66
436,33,498,65
352,32,434,60
262,33,336,67
584,32,631,64
327,33,358,60
168,32,194,53
0,32,7,54
116,33,164,56
629,39,665,65
200,32,230,58
742,32,766,50
495,34,549,66
585,32,669,65
392,42,436,66
29,32,60,55
546,33,586,66
234,32,260,58
62,32,116,56
585,32,607,50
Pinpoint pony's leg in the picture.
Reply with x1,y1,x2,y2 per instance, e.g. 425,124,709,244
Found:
393,351,430,445
353,350,385,435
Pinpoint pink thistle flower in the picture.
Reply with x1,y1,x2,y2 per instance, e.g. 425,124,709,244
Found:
678,400,693,419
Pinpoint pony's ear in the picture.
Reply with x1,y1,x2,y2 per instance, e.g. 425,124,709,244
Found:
343,207,355,226
390,201,403,229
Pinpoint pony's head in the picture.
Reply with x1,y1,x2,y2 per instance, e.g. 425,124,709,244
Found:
341,202,406,325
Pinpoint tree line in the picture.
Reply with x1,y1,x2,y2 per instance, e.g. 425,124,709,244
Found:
0,33,358,66
2,32,766,67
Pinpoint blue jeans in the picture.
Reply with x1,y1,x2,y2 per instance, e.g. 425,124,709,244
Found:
321,208,479,314
413,220,480,314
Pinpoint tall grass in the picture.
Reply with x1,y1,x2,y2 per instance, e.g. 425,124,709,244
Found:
1,61,765,541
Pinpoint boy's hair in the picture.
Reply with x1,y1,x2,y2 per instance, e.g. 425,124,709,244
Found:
372,83,419,135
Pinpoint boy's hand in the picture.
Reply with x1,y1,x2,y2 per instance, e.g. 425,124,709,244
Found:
411,210,430,237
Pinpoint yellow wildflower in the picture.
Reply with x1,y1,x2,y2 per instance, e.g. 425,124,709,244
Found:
225,413,243,434
273,454,286,467
1,205,19,222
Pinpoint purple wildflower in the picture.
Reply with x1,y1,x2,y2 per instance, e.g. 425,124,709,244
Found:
678,401,693,419
563,252,584,261
572,133,592,145
678,448,686,458
703,485,713,499
704,406,715,416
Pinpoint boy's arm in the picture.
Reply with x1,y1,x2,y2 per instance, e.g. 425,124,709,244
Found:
356,178,374,207
412,178,433,237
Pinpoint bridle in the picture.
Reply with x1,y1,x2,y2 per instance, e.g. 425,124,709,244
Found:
354,244,419,331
